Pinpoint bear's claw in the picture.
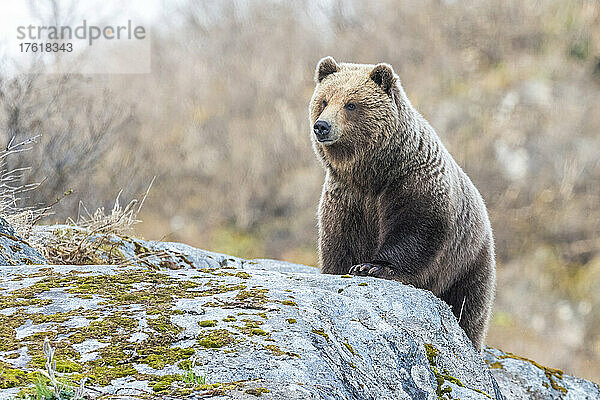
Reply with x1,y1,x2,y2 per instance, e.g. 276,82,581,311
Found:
349,263,384,277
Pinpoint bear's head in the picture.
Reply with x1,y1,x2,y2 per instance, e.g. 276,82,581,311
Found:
309,56,403,168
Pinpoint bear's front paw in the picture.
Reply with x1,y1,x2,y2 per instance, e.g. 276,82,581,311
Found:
349,263,387,278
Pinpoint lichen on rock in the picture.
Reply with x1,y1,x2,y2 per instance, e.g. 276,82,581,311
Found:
0,223,598,399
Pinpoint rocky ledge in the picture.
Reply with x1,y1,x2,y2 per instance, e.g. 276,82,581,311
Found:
0,224,598,399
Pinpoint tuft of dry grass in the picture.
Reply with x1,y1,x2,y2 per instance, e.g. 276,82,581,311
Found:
70,177,154,237
42,178,155,265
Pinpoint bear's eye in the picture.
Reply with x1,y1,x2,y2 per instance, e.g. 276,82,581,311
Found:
344,103,356,111
322,100,328,108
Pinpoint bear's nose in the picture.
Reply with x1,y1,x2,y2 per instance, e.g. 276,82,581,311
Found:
313,120,331,141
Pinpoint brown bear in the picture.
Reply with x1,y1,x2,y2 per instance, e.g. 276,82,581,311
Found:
310,56,496,350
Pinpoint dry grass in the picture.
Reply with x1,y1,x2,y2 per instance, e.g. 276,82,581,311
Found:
42,178,154,265
69,177,153,237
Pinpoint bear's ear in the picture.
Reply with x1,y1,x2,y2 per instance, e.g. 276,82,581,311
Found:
315,56,339,83
370,63,396,95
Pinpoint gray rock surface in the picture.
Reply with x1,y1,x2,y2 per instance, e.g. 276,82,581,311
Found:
0,217,47,265
484,348,600,400
0,224,598,399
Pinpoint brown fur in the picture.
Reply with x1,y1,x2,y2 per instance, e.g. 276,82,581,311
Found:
310,57,496,350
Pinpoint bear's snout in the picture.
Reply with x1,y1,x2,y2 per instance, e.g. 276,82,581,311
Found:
313,120,333,143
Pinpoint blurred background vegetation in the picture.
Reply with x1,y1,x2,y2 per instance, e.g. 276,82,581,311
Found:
1,0,599,383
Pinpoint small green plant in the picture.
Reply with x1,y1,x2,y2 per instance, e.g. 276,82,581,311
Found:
32,376,62,400
38,338,69,398
182,358,206,388
15,338,88,400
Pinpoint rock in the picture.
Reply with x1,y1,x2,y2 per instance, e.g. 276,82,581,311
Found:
0,217,47,266
484,348,600,400
0,224,598,399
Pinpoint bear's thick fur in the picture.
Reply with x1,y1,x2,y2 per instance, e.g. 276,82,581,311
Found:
310,57,496,350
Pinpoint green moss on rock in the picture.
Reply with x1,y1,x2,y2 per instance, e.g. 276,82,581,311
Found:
147,314,183,334
312,328,329,340
198,329,235,348
0,361,34,389
139,346,195,370
343,341,355,355
498,350,567,394
424,343,491,399
246,387,271,396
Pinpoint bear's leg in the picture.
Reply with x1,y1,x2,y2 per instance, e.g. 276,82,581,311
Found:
348,198,447,287
441,249,495,351
318,184,376,275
